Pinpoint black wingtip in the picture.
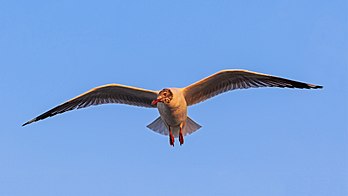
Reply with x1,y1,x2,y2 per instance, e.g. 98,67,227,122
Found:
308,84,323,89
22,119,35,127
22,122,29,127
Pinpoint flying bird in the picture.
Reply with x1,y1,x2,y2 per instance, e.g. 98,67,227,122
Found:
23,70,322,146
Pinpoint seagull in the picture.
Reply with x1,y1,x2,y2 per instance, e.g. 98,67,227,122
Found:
23,70,322,146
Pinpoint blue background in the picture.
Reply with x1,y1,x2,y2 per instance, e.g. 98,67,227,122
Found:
1,1,347,195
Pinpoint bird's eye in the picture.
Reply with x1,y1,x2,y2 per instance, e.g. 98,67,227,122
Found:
163,92,167,96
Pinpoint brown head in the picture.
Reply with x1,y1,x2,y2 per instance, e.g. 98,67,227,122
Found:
151,88,173,105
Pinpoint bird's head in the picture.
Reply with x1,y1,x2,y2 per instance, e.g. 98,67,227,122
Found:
151,88,173,105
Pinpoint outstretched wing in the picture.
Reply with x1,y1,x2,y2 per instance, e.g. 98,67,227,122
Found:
183,69,322,106
23,84,158,126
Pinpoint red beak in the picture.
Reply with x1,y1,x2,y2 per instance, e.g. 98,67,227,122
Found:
151,99,160,105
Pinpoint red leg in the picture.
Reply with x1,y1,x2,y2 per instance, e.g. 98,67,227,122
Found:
169,128,175,147
179,127,184,145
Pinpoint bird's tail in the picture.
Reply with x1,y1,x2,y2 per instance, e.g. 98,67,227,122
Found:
147,116,201,137
184,117,202,135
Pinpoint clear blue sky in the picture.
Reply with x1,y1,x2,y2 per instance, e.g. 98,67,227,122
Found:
1,1,347,195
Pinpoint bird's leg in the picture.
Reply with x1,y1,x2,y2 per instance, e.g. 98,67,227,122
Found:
169,127,175,147
179,124,184,145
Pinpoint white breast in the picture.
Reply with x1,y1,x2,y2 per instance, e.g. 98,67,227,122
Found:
157,88,187,127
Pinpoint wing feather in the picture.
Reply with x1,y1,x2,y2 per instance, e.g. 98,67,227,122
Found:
183,70,322,106
23,84,158,126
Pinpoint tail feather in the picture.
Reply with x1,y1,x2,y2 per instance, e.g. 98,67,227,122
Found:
184,117,202,135
147,116,201,137
146,117,169,136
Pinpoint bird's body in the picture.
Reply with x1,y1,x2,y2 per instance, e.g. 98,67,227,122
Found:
23,70,322,146
157,88,187,128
